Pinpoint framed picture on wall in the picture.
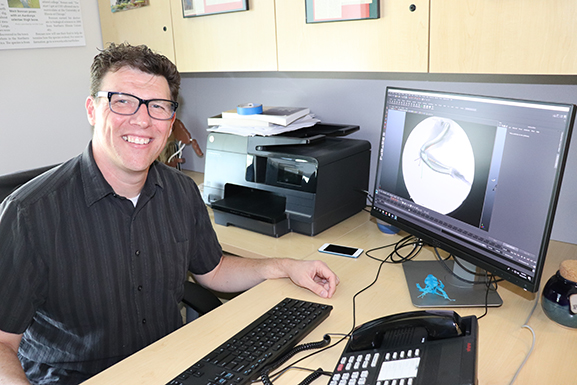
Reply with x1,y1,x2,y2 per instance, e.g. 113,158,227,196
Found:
305,0,379,23
110,0,150,13
182,0,248,18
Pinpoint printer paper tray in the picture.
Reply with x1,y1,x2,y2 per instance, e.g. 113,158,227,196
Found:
211,184,290,237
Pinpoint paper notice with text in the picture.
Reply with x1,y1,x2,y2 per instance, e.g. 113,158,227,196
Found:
0,0,85,50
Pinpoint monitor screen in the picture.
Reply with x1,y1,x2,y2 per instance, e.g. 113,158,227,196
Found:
371,87,575,295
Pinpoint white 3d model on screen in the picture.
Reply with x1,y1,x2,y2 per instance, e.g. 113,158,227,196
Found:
402,116,475,215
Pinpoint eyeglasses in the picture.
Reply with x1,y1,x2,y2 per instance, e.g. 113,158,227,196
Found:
96,91,178,121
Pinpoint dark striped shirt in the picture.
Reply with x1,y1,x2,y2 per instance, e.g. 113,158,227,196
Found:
0,143,222,384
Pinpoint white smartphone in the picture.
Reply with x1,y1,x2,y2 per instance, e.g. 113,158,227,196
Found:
318,243,363,258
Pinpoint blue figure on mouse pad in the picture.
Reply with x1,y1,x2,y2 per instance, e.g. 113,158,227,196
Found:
417,274,455,301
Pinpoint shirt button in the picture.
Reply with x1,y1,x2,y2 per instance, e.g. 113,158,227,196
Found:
135,250,140,256
142,318,146,324
137,285,143,291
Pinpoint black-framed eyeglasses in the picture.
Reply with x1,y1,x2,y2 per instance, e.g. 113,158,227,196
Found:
96,91,178,121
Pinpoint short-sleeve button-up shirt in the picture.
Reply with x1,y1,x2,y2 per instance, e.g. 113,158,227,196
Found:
0,143,222,384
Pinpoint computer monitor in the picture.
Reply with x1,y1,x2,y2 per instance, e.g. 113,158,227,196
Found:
371,87,575,307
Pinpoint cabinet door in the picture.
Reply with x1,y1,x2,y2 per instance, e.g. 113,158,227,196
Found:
97,0,176,63
275,0,429,72
169,0,277,72
430,0,577,74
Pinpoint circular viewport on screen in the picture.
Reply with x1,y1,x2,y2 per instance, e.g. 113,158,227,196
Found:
402,116,475,215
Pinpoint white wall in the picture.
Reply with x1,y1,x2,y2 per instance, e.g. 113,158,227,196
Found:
0,1,102,175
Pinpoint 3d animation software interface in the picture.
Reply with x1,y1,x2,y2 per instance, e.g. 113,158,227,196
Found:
374,89,571,281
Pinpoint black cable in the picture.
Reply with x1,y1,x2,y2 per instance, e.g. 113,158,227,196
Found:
266,235,420,384
366,192,374,205
266,367,334,385
432,248,494,286
477,274,499,320
266,257,389,384
371,239,501,317
432,247,503,318
259,335,331,384
263,331,351,384
390,237,424,263
450,252,503,283
299,368,325,385
365,235,423,264
370,240,501,315
362,193,373,213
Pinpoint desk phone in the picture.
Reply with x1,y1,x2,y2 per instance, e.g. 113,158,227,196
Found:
329,310,478,385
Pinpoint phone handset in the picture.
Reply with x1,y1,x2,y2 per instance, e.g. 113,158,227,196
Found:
350,310,464,351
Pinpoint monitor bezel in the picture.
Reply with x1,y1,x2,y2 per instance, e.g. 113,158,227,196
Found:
370,87,576,293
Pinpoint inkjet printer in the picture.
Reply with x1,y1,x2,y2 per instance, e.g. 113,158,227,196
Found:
202,123,371,237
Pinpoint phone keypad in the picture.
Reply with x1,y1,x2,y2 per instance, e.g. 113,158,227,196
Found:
329,348,421,385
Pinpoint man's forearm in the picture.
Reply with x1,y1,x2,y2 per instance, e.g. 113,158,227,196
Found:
0,343,29,385
195,254,287,293
193,255,339,299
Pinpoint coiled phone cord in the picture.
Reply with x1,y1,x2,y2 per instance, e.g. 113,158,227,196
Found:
298,368,325,385
260,335,331,385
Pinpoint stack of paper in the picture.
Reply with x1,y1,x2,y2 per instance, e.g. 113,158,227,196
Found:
207,106,320,136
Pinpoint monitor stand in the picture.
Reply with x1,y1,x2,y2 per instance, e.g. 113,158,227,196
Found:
402,258,503,308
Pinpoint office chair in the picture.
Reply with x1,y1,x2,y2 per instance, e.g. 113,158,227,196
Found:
183,281,223,317
0,165,223,318
0,164,59,202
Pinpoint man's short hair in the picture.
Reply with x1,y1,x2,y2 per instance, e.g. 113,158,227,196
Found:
90,42,180,101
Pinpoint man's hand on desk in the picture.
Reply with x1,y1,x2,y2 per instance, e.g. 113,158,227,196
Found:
193,255,339,299
281,259,340,299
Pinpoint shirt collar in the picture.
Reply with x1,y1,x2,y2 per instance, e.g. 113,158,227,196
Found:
80,143,114,207
140,160,164,204
80,142,164,207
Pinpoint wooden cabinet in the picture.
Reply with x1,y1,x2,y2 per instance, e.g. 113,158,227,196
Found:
97,0,176,63
97,0,577,75
98,0,428,74
430,0,577,74
275,0,429,73
169,0,277,72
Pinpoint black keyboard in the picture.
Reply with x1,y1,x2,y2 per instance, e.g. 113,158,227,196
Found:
166,298,333,385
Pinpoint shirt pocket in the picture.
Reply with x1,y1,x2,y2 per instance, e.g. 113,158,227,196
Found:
150,238,190,299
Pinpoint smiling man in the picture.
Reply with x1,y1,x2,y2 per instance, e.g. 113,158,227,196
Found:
0,43,339,385
88,66,177,199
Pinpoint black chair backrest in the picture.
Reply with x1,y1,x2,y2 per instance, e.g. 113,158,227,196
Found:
0,165,58,203
182,281,222,316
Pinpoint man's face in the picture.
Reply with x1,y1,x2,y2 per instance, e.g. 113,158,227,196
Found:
86,66,175,178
